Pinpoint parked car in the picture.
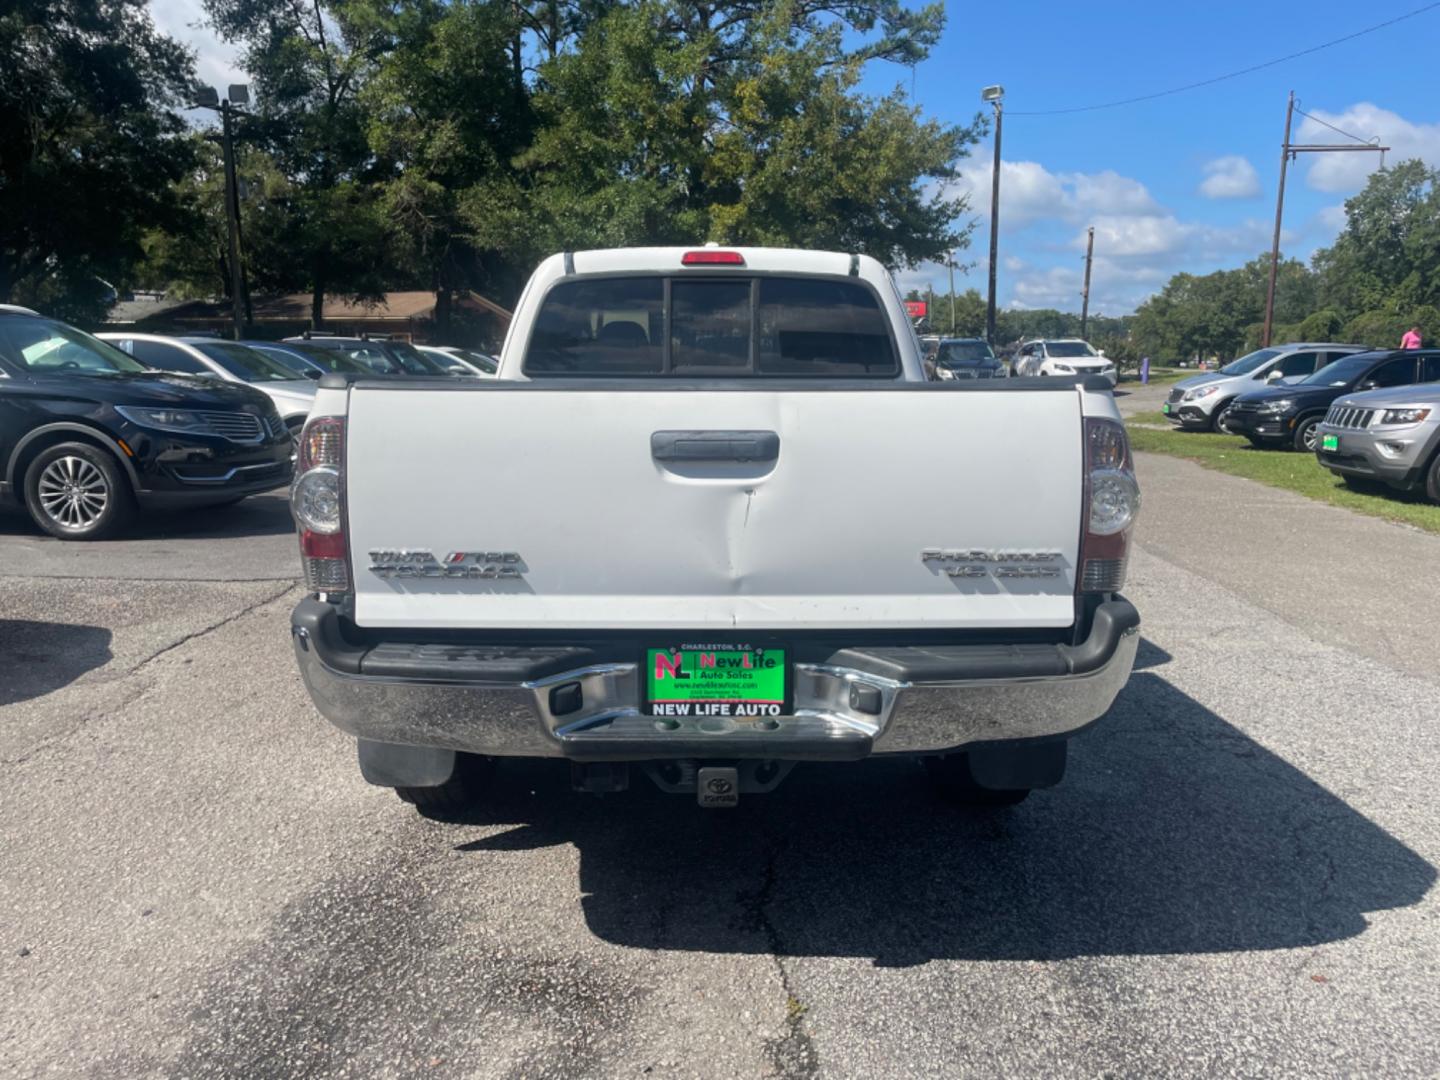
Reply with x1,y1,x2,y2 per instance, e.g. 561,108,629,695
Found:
289,246,1140,812
1163,343,1367,433
282,334,459,377
240,339,375,380
0,309,291,539
1226,349,1440,452
1315,355,1440,498
932,338,1007,380
418,345,498,377
1013,339,1117,385
98,334,315,443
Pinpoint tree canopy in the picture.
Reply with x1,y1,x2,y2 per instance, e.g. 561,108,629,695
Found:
0,0,196,321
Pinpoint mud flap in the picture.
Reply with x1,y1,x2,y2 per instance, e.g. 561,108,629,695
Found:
357,738,457,788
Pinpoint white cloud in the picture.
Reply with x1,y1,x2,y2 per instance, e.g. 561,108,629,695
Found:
1296,103,1440,193
951,155,1162,233
148,0,245,90
1199,156,1260,199
1066,170,1162,216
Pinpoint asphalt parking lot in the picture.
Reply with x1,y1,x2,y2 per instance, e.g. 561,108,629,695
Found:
3,448,1440,1077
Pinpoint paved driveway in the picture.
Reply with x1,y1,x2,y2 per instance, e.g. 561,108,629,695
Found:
2,465,1438,1077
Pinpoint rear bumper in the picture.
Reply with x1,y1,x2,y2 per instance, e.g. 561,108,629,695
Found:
291,598,1140,761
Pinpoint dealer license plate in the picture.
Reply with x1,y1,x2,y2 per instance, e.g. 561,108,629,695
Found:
1162,403,1171,415
645,645,787,718
1320,434,1339,452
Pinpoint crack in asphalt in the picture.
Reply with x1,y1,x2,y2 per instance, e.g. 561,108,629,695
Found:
740,843,820,1080
2,582,299,766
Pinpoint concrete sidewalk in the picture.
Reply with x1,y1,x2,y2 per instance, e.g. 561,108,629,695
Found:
1132,450,1440,682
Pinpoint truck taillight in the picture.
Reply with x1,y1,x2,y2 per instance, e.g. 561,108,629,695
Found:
1080,418,1139,593
291,416,350,594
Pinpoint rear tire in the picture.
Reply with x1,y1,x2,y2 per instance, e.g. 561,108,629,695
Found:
394,753,493,816
23,442,135,541
924,754,1030,806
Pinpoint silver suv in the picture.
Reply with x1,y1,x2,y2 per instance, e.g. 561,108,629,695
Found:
1164,343,1367,432
1315,357,1440,500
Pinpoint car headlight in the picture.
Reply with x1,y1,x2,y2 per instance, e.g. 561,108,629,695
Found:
1258,398,1295,414
1183,385,1219,401
1379,407,1431,425
1052,363,1074,373
114,405,211,434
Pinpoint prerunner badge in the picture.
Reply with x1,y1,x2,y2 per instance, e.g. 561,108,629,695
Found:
645,646,786,718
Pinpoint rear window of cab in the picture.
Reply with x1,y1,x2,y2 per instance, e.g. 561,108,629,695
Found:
523,276,899,377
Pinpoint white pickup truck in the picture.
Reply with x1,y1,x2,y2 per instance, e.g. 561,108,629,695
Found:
289,247,1140,810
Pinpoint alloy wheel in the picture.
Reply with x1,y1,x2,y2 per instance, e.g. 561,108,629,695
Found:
37,455,109,530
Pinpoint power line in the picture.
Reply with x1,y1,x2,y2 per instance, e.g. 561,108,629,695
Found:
1008,2,1440,116
1294,105,1374,145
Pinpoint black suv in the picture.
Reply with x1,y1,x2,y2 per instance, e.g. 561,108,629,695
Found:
281,334,457,377
1225,349,1440,452
0,308,293,539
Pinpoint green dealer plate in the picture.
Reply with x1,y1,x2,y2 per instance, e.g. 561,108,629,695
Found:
1162,403,1171,415
645,646,788,719
1321,434,1339,452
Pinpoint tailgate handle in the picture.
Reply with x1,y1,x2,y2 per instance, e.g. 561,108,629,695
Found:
651,430,780,463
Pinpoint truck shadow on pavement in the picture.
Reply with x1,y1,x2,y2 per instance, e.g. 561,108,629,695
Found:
0,619,112,706
451,638,1434,965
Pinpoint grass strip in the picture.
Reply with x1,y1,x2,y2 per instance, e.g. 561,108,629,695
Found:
1126,422,1440,535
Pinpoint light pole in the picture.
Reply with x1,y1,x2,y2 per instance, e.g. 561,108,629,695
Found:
947,252,956,334
193,84,250,341
981,85,1004,347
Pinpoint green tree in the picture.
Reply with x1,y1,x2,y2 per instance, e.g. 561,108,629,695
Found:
0,0,196,321
1314,160,1440,319
204,0,396,326
1131,253,1315,361
364,0,534,336
501,0,975,268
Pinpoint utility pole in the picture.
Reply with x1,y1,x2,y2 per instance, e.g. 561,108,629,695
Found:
982,85,1005,346
1263,90,1387,347
1080,226,1095,339
220,99,246,341
947,254,956,335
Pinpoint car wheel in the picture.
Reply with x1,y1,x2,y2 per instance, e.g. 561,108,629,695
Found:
1293,416,1322,453
23,442,135,541
394,753,494,817
923,754,1030,806
1425,450,1440,504
1212,400,1237,433
286,416,305,456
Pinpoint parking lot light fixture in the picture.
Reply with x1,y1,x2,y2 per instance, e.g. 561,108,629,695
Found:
190,84,251,341
981,86,1004,346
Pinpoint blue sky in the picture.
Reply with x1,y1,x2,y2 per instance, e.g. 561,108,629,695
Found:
864,0,1440,314
150,0,1440,315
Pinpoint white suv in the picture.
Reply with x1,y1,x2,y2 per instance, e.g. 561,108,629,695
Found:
1014,339,1117,385
1163,343,1368,433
